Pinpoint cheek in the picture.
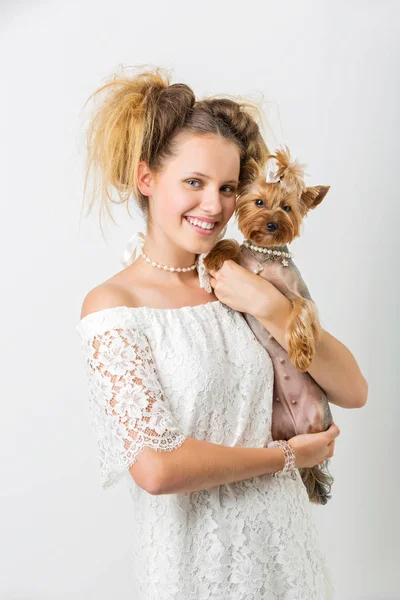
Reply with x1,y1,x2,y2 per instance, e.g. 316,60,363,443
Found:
155,193,189,222
225,198,236,220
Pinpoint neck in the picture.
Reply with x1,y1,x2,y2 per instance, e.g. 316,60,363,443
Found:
243,239,290,251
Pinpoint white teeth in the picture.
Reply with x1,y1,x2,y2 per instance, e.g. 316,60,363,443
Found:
186,217,216,230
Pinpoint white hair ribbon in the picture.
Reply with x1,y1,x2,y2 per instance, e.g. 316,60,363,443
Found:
120,231,146,267
197,223,228,294
266,168,281,184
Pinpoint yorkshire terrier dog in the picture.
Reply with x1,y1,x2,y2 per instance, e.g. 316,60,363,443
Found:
201,145,334,505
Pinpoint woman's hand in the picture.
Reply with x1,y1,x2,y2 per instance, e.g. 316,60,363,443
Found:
208,260,289,320
287,423,340,469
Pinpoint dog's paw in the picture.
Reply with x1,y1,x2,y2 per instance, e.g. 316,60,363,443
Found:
203,239,241,271
203,251,226,271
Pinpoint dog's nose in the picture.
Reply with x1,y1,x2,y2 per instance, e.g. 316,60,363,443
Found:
266,222,278,232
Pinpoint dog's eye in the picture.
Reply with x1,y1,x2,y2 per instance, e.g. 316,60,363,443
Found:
255,199,265,207
282,205,291,212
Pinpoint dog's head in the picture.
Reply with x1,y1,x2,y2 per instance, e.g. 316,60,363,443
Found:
235,145,330,246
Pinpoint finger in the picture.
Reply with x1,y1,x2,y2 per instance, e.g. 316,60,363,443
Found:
327,423,340,438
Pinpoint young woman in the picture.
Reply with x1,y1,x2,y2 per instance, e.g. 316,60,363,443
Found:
76,66,366,599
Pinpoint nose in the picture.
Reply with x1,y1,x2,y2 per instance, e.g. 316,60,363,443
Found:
201,190,223,215
266,221,278,232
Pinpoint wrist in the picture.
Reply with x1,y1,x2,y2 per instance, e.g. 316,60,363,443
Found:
252,280,292,323
253,295,292,350
267,440,296,476
266,446,286,474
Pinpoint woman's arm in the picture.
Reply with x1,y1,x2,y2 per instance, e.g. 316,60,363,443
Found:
252,283,368,409
134,438,285,495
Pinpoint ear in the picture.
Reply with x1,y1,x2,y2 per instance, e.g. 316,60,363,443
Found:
137,160,153,196
301,185,330,210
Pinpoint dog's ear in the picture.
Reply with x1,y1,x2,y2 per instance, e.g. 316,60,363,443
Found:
301,185,330,210
246,157,266,182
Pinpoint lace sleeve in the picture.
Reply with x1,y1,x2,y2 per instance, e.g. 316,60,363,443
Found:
77,319,187,489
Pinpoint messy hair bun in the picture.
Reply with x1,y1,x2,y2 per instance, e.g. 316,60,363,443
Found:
81,64,270,230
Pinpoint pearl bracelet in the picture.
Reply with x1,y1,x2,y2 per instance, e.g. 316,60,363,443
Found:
267,440,296,477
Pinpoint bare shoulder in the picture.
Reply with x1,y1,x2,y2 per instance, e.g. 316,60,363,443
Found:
80,282,135,320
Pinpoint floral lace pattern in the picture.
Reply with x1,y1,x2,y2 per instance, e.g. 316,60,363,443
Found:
77,321,187,488
76,302,335,599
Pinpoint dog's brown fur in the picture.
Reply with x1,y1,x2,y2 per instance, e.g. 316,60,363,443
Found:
203,145,334,505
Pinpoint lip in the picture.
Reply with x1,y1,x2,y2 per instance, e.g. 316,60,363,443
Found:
184,216,219,236
184,215,219,224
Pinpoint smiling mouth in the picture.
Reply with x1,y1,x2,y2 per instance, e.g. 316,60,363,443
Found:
184,216,219,231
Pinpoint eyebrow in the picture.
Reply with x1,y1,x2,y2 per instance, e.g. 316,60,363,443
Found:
185,171,239,185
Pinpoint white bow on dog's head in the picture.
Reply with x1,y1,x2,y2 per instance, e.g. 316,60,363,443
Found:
265,145,308,196
266,168,282,184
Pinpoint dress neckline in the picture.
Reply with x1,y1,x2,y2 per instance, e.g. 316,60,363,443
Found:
77,299,224,327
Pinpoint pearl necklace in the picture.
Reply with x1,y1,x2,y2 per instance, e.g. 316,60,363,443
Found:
139,246,198,272
242,239,293,272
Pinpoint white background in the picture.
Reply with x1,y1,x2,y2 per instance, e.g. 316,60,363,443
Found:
1,1,398,598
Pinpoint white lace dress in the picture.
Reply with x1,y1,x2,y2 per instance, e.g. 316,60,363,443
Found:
76,299,335,600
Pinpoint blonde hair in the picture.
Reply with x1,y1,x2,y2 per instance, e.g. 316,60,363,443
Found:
81,64,271,233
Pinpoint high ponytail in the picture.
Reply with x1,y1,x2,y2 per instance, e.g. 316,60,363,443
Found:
81,64,270,232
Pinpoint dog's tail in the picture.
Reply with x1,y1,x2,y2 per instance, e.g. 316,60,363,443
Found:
299,460,334,505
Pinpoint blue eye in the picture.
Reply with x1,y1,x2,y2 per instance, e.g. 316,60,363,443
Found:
186,180,236,193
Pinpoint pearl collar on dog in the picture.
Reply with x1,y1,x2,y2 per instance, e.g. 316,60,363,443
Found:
242,239,293,271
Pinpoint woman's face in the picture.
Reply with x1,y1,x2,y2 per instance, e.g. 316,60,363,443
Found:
140,132,241,255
